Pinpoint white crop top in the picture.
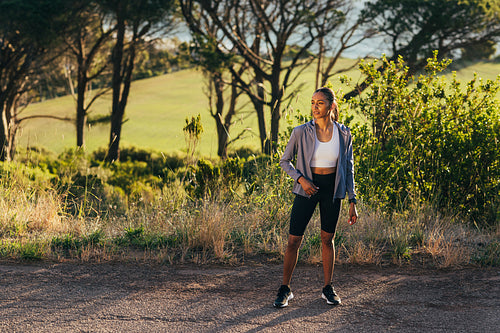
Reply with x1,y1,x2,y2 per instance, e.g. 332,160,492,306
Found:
310,125,339,168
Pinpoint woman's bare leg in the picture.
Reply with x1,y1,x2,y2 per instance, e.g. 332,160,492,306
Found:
282,234,303,286
321,230,335,286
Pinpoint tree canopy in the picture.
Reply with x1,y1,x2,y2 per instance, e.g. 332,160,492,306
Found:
2,0,500,161
363,0,500,67
0,0,73,161
182,0,349,153
97,0,177,162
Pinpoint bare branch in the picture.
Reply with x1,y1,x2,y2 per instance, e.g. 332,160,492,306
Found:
17,114,73,125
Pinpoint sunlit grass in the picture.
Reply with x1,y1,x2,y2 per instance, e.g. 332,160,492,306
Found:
1,156,498,268
20,58,498,157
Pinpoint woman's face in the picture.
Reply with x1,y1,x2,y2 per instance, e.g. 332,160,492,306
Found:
311,92,332,120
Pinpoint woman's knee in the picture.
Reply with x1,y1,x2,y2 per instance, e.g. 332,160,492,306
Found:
320,231,334,246
287,235,303,250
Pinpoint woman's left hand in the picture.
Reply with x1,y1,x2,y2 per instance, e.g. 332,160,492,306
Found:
348,203,358,225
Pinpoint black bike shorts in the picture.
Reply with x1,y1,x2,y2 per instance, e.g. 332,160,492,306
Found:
289,173,341,236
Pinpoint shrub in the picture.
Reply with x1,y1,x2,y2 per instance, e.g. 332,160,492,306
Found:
56,172,108,217
191,159,220,198
51,234,82,257
475,241,500,266
346,52,500,226
0,160,56,188
17,241,45,260
92,145,185,174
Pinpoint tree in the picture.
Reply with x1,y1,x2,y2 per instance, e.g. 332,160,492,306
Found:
98,0,176,162
195,36,246,159
184,0,347,153
314,2,377,88
180,1,247,158
63,0,115,148
0,0,72,161
344,0,500,100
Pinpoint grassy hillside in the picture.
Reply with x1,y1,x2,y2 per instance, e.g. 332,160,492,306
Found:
18,59,500,157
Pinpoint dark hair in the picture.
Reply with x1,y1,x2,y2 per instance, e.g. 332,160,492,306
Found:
314,87,339,121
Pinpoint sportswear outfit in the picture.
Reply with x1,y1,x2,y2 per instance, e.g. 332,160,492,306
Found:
273,119,356,308
279,119,357,236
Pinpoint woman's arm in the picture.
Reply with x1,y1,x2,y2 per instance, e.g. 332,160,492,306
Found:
345,128,358,224
345,129,356,203
279,129,303,182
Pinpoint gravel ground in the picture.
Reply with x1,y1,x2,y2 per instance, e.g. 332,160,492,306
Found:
0,262,499,332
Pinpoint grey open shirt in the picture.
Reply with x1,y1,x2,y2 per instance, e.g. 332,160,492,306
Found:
279,120,357,203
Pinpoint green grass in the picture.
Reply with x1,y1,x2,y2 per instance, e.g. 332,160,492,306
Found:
18,59,500,156
21,69,211,155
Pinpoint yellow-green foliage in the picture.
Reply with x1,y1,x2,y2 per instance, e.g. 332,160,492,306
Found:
0,150,498,267
347,53,500,226
3,57,499,265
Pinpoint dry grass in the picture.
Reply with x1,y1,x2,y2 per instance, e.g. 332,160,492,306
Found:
0,166,498,268
190,201,232,258
0,185,81,237
341,241,383,266
331,202,490,268
422,218,475,268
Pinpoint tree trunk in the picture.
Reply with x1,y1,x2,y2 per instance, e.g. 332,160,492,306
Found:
216,121,228,158
76,57,87,148
269,63,282,153
107,12,126,163
253,71,268,154
0,103,9,162
225,81,238,151
250,27,269,154
108,29,136,162
270,97,281,153
315,36,324,90
0,98,18,162
7,121,18,160
213,74,228,158
108,110,123,162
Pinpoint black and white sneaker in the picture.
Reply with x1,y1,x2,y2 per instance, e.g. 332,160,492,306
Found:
273,285,294,308
322,285,341,305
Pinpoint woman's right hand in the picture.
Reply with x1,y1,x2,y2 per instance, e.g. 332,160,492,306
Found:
298,176,319,196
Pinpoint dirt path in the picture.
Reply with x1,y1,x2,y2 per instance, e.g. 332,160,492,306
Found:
0,262,499,332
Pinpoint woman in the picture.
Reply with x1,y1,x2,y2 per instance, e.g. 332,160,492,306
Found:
274,87,358,308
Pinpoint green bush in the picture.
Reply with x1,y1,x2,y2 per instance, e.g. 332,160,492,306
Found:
475,241,500,266
0,160,56,188
191,159,220,198
346,52,500,226
51,234,82,257
55,172,108,217
91,146,185,199
17,242,45,261
91,145,185,176
221,157,243,191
